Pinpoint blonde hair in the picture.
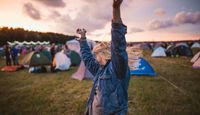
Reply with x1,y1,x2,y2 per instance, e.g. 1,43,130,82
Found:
93,42,111,60
93,42,143,69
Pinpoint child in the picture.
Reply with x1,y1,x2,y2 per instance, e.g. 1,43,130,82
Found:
77,0,130,114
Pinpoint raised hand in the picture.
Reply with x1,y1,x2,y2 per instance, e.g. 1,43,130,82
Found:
112,0,123,23
113,0,123,9
76,28,87,40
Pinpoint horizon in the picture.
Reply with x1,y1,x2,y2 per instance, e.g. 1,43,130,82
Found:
1,26,200,43
0,0,200,42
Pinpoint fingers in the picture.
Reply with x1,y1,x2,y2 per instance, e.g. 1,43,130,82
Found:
76,28,86,34
113,0,123,4
82,28,87,33
76,28,81,34
113,0,123,8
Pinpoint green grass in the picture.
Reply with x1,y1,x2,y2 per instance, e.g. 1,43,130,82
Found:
0,50,200,115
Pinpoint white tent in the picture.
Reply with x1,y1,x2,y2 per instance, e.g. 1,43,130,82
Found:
7,41,15,46
7,41,50,46
191,42,200,49
191,52,200,63
151,47,166,57
66,39,96,54
36,41,41,45
44,41,50,45
54,51,71,70
66,40,80,53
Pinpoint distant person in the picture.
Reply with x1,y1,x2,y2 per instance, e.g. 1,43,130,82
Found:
56,45,62,53
63,45,71,57
50,43,56,72
21,47,27,55
77,0,130,114
30,46,35,52
4,45,12,66
11,46,19,65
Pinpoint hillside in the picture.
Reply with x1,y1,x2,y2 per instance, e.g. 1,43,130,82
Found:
0,27,76,46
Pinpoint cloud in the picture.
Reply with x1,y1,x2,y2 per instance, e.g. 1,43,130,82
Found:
52,0,112,34
174,11,200,25
154,8,166,17
22,0,160,35
148,19,174,30
82,0,112,21
34,0,66,7
52,0,159,35
130,27,144,33
50,11,61,17
148,11,200,30
23,3,41,20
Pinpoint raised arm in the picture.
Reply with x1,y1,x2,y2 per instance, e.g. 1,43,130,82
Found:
77,29,100,76
113,0,123,23
111,0,128,80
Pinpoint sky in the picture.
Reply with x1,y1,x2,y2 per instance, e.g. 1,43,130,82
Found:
0,0,200,42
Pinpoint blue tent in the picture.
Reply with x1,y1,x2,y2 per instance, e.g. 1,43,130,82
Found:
130,58,156,76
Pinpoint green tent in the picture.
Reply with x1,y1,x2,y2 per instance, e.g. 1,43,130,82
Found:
0,50,4,57
68,51,81,66
20,51,51,67
41,50,52,60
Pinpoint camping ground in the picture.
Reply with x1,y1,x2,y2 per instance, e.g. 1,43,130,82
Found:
0,50,200,115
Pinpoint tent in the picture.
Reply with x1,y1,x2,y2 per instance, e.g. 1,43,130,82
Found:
66,39,96,54
68,39,96,81
191,42,200,49
71,61,93,81
7,41,50,46
191,52,200,63
41,50,52,60
151,47,166,57
176,42,189,48
68,51,81,66
23,41,30,45
130,58,156,76
175,45,193,57
7,41,16,46
20,51,51,67
66,40,80,53
53,51,71,71
0,48,4,57
30,41,36,45
166,45,178,57
193,58,200,68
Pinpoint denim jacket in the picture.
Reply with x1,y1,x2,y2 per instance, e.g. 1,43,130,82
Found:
80,23,130,115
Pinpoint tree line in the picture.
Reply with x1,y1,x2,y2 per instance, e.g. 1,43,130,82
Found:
0,27,76,46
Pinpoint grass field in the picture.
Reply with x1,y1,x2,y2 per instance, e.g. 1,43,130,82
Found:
0,50,200,115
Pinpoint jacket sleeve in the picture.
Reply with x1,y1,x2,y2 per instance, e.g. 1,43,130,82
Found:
80,40,100,76
111,23,128,80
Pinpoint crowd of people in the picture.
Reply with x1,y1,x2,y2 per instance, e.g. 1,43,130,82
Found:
2,43,73,72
